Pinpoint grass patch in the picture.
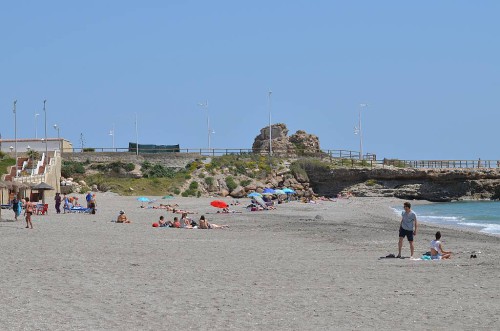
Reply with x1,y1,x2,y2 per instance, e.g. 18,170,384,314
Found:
0,157,16,176
83,173,188,196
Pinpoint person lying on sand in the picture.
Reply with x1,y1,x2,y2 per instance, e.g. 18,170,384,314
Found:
198,215,228,229
172,208,196,214
153,204,179,211
430,231,452,259
116,210,131,223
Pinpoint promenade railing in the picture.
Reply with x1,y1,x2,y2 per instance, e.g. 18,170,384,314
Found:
67,147,499,169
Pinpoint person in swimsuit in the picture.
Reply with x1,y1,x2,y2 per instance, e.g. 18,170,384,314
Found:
116,210,131,223
24,197,34,229
430,231,452,259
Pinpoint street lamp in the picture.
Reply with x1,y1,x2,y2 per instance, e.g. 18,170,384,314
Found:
35,113,40,138
43,100,47,161
198,101,211,150
53,124,60,138
268,90,272,156
109,124,115,150
13,100,17,178
354,103,368,160
135,113,139,156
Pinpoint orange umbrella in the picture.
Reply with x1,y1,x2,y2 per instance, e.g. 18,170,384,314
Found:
210,200,228,209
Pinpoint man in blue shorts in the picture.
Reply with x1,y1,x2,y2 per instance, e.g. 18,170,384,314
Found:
397,202,418,258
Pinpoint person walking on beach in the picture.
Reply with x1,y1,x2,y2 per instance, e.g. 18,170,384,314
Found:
54,193,61,214
24,197,34,229
12,196,21,221
397,202,417,258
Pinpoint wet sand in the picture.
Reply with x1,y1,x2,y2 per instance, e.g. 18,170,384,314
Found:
1,194,499,330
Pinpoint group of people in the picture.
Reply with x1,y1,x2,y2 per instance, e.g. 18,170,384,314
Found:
10,196,34,229
398,202,452,260
150,213,227,229
54,192,97,214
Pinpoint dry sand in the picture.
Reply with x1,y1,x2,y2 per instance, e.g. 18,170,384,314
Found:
1,194,499,330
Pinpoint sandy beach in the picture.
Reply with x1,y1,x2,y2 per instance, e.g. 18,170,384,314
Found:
1,194,499,330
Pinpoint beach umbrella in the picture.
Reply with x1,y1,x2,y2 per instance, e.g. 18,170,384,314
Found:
162,195,174,199
210,200,228,209
32,182,55,204
283,188,295,194
262,188,275,194
247,192,262,198
137,196,151,207
274,189,286,195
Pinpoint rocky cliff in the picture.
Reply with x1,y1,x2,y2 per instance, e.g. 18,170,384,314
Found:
305,167,500,202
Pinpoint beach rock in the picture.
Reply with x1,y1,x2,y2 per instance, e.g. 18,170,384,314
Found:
244,183,257,191
289,130,321,155
79,180,87,187
252,123,296,156
230,186,246,198
220,189,229,197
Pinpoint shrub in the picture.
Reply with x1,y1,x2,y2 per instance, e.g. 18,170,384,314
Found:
365,179,378,186
173,188,181,195
240,179,252,187
189,181,199,190
83,148,95,152
141,162,176,178
205,177,214,186
61,161,86,178
225,176,237,191
185,174,192,180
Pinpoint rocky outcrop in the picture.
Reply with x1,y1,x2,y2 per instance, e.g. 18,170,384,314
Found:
252,123,320,156
305,167,500,202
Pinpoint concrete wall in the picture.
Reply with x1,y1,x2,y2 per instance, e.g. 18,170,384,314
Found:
61,152,201,169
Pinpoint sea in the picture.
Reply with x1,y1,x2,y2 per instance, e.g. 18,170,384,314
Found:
392,201,500,235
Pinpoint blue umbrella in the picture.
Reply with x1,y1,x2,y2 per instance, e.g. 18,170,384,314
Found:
262,188,276,194
248,192,262,198
274,189,286,195
283,188,295,194
137,196,151,207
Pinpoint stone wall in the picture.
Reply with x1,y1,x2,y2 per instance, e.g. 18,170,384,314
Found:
62,152,200,169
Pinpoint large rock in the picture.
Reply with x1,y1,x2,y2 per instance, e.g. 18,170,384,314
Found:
252,123,297,156
230,186,246,198
289,130,321,155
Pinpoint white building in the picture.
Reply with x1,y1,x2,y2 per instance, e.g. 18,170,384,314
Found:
0,138,73,153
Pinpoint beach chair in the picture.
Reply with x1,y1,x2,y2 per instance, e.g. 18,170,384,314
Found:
37,204,49,215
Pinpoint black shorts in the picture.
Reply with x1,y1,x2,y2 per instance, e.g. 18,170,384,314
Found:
399,227,414,241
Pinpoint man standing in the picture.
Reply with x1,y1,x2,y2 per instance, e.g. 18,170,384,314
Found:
85,192,92,208
397,202,418,258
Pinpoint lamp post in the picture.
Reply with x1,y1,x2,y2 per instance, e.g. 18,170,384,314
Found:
109,124,115,151
354,103,368,160
198,101,211,150
43,100,48,161
268,90,273,156
135,113,139,156
53,124,60,139
35,113,40,138
53,123,61,152
13,100,17,178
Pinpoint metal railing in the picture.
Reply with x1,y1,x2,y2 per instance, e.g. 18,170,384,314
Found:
68,147,363,159
63,147,500,169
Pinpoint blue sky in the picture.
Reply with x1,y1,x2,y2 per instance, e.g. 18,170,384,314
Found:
1,1,499,160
